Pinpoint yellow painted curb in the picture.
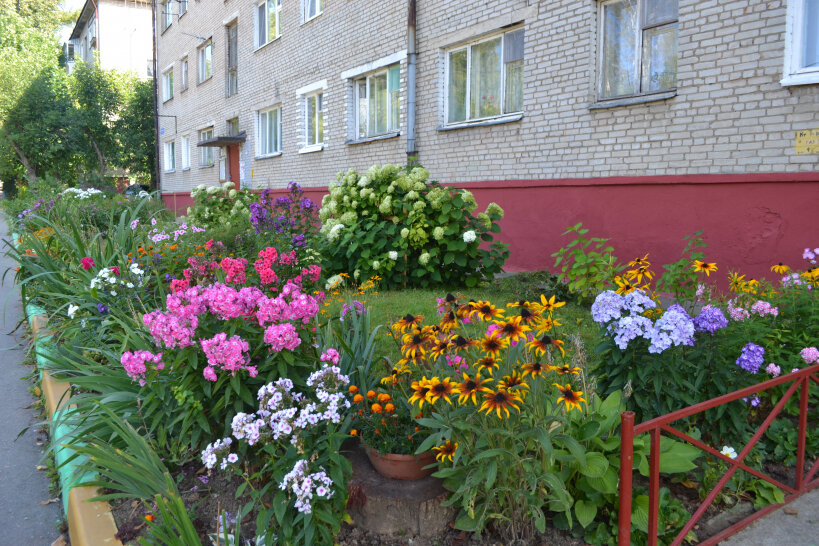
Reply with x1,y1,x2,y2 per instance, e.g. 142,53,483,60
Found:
31,313,123,546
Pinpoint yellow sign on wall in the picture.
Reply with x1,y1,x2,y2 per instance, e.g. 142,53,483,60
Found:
795,129,819,155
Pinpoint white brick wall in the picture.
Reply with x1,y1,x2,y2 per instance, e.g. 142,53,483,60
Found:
156,0,819,195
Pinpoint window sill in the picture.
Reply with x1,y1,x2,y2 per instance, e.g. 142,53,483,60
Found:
780,73,819,87
160,25,171,36
437,113,523,132
589,91,676,110
346,131,400,145
199,164,214,169
164,170,175,174
182,167,191,171
197,76,212,86
298,144,324,154
254,36,281,53
163,97,173,103
256,151,282,160
301,13,323,26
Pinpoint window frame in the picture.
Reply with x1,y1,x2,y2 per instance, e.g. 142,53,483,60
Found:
181,135,191,170
782,0,819,86
179,0,187,17
256,106,282,158
256,0,282,49
199,128,215,167
443,27,525,127
302,0,323,24
163,141,176,172
303,91,324,149
596,0,679,102
180,57,189,90
198,41,213,84
226,23,238,96
354,65,401,139
162,1,173,31
162,67,174,102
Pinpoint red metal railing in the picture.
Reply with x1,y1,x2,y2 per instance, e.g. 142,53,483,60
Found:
617,363,819,546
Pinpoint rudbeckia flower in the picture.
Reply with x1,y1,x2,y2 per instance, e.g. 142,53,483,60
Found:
479,389,523,418
493,316,530,343
393,313,424,333
430,337,452,360
692,260,718,276
454,372,493,404
401,332,428,360
479,332,509,358
425,376,456,405
475,356,499,375
521,361,545,377
449,334,478,352
433,440,458,462
538,294,566,314
517,306,541,324
552,363,582,376
498,371,530,398
533,316,563,336
474,300,505,321
554,383,586,412
628,254,650,268
728,272,746,293
614,276,636,295
438,311,459,333
408,377,432,408
527,335,565,357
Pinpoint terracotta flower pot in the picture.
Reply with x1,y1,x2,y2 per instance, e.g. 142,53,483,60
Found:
363,445,436,481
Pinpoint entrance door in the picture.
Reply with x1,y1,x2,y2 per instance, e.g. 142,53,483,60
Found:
227,144,240,185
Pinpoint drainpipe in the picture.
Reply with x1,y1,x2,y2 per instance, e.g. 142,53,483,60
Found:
151,0,161,191
89,0,99,62
406,0,417,164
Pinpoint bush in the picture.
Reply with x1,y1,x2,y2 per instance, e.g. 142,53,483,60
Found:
318,164,508,288
187,181,254,230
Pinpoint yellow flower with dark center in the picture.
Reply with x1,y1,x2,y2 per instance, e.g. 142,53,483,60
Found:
692,260,718,276
432,440,458,462
454,372,493,405
506,299,535,309
538,294,566,314
425,376,456,405
475,356,499,375
517,306,541,324
728,272,746,293
494,316,530,343
401,332,428,360
479,332,509,359
521,361,545,378
552,363,582,376
479,389,523,418
802,268,819,282
393,313,424,333
474,300,505,321
554,383,586,412
614,276,636,295
527,335,565,357
438,311,459,333
533,316,563,336
742,278,760,295
770,263,790,274
408,377,432,408
455,300,478,320
430,337,452,360
498,371,530,398
626,265,654,285
449,334,478,352
628,254,650,268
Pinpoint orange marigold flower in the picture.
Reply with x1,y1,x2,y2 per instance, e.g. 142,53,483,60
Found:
349,385,359,394
350,429,358,436
377,393,392,403
144,514,155,522
371,403,383,413
384,403,396,413
353,394,364,404
366,390,377,399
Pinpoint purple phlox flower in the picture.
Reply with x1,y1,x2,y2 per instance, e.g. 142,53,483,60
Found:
693,305,729,334
591,290,624,324
736,343,765,373
648,304,695,353
97,303,109,314
800,347,819,364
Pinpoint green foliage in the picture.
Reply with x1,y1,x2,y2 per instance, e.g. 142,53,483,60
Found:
116,79,156,184
187,181,254,229
655,231,708,305
318,299,383,392
552,223,623,301
318,164,508,288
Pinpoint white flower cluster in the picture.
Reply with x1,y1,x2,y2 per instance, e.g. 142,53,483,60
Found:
463,230,477,243
279,459,334,514
89,262,144,295
62,187,103,200
201,437,237,470
67,304,79,319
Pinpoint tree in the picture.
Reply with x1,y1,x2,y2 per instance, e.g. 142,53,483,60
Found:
117,79,156,185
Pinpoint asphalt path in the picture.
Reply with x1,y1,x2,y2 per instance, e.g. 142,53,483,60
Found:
0,215,62,544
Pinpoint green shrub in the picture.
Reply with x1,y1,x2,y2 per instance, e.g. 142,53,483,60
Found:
552,222,623,301
186,181,254,230
318,164,508,288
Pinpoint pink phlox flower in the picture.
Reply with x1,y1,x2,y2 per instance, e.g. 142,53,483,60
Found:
200,332,251,374
110,266,120,276
220,257,248,285
320,349,340,365
80,257,95,270
264,323,301,352
121,350,163,382
765,363,781,377
750,300,779,317
800,347,819,364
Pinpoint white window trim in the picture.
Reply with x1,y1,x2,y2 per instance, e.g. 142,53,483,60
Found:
353,65,402,139
162,1,173,31
442,28,524,127
256,105,282,158
179,0,187,17
295,79,328,97
162,67,174,102
255,0,282,50
340,50,407,80
180,57,189,90
163,141,176,172
296,81,327,152
301,0,323,24
181,135,191,170
198,40,213,84
596,0,678,101
782,0,819,86
199,128,215,167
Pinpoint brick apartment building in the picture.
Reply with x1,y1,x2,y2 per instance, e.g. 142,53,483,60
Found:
156,0,819,280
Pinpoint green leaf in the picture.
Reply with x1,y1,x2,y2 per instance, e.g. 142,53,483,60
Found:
586,466,618,494
574,499,597,528
579,452,609,478
555,434,586,467
632,495,650,533
485,460,498,490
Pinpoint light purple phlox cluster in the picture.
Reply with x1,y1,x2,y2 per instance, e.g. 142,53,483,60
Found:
736,343,765,374
693,305,729,334
279,459,334,514
750,300,779,317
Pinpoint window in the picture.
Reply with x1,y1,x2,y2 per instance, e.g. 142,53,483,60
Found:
355,65,400,138
304,92,324,147
163,141,175,172
181,135,190,169
198,41,212,83
162,1,173,31
303,0,323,22
257,107,282,156
256,0,281,47
598,0,678,100
162,68,174,101
199,128,214,166
181,57,189,90
782,0,819,86
227,24,238,96
67,44,74,61
179,0,187,16
446,28,524,125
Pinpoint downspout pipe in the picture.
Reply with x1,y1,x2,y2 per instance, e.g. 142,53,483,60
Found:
406,0,417,163
151,0,161,191
89,0,99,61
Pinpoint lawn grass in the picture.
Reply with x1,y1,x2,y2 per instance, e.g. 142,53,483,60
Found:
320,271,603,369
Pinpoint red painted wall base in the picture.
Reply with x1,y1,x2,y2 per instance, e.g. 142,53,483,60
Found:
163,173,819,288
